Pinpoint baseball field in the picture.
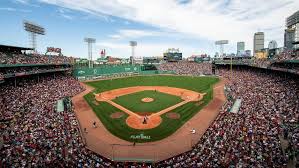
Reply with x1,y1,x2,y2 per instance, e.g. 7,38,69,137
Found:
84,75,219,143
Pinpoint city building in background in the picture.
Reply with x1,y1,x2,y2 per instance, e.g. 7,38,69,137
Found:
268,40,279,59
253,32,264,55
286,10,299,50
255,48,268,59
245,50,251,57
215,40,229,57
237,42,245,56
284,28,295,50
268,40,278,49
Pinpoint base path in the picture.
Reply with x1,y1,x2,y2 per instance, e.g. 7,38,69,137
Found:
95,86,204,129
72,79,226,162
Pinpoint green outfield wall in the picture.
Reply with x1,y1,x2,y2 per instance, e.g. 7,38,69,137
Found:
73,64,175,80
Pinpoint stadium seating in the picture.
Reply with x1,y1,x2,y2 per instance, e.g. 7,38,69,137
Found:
274,50,299,61
157,67,299,167
0,52,74,65
157,61,212,75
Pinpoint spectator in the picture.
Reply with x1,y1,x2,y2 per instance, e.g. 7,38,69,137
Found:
157,61,212,76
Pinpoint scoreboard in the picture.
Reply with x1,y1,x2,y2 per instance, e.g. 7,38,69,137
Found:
47,47,61,53
163,52,182,62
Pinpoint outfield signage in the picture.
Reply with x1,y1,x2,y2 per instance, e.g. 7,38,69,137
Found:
130,133,151,140
77,70,85,75
73,65,141,77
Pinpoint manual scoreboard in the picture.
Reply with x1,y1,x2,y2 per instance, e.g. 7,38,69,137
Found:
163,52,182,62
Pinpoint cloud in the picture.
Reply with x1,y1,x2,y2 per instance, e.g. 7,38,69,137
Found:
0,7,31,13
0,7,17,11
57,8,73,20
81,13,111,22
37,0,299,53
109,29,164,40
13,0,40,7
14,0,29,4
124,20,130,25
176,0,193,5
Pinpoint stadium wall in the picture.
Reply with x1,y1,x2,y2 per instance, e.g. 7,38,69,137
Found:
73,64,176,80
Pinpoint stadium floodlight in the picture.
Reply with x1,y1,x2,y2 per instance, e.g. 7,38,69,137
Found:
24,21,45,52
215,40,228,57
129,41,137,64
84,38,96,68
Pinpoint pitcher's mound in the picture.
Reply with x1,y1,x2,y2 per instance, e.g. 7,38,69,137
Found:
166,112,180,119
126,115,162,129
141,97,154,103
110,112,124,119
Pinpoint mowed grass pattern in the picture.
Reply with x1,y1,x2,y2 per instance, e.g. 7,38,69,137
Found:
113,90,183,113
84,75,219,142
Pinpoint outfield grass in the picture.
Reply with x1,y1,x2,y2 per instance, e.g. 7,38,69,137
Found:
84,75,219,143
113,90,183,113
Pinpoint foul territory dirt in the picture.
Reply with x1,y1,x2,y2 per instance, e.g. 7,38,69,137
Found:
72,79,226,162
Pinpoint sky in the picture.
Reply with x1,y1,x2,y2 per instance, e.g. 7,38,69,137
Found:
0,0,298,59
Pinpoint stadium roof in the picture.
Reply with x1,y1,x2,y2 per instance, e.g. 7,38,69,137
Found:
0,44,33,52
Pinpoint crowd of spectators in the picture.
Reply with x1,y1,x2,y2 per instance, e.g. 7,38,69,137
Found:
0,52,74,65
0,75,88,166
252,58,271,68
0,72,3,80
157,67,299,167
0,74,154,167
274,50,299,61
157,61,212,75
0,66,71,77
270,63,299,75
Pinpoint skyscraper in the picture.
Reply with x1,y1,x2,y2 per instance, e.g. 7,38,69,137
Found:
285,10,299,50
253,32,264,55
284,28,295,50
237,42,245,56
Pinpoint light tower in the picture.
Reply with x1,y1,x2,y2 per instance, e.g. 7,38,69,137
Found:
24,21,45,52
129,41,137,64
84,38,96,68
215,40,229,57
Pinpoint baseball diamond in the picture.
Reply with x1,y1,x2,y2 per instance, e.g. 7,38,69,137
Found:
83,75,219,142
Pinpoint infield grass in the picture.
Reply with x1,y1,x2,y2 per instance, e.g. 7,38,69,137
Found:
113,90,183,113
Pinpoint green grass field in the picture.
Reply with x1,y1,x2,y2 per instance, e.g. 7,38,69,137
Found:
113,90,183,113
84,75,219,142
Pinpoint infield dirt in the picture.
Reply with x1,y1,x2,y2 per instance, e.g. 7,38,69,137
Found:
95,86,204,129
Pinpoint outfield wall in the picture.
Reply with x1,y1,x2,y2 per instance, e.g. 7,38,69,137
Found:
73,64,175,81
